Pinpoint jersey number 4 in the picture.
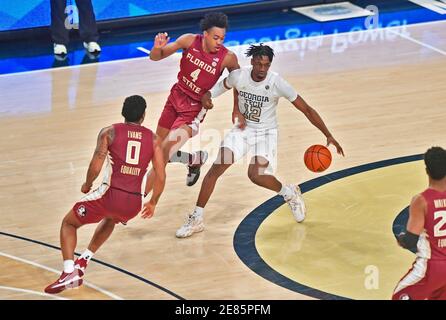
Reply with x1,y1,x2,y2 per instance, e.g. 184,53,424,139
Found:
190,69,201,82
434,211,446,237
126,141,141,165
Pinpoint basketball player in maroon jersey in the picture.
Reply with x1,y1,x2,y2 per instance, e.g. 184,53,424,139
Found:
393,146,446,300
45,96,166,294
146,12,239,191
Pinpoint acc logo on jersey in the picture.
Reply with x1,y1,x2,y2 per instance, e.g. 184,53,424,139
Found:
77,205,87,217
265,85,270,90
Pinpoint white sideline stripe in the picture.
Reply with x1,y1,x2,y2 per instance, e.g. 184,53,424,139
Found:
0,286,69,300
0,251,123,300
137,47,151,55
387,28,446,56
0,19,445,78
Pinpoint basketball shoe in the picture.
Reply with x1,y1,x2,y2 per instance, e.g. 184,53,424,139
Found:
74,256,89,277
44,269,83,294
285,184,306,223
175,212,204,238
186,151,208,186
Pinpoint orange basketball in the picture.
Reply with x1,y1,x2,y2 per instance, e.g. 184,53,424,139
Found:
304,145,332,172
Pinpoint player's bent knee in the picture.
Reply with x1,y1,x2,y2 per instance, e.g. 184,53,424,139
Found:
62,210,84,229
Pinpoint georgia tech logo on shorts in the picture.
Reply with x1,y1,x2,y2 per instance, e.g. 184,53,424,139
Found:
77,205,87,217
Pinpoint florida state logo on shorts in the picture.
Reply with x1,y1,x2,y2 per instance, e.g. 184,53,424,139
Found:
77,205,87,217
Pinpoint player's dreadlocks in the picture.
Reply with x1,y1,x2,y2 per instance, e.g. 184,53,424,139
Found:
245,43,275,62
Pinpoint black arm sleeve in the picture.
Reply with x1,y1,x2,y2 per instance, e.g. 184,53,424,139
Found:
397,231,420,253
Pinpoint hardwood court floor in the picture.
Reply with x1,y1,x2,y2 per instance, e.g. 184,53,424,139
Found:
0,20,445,299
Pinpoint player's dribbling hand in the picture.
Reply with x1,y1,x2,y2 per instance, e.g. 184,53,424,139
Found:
81,183,92,194
141,201,156,219
326,136,344,156
154,32,170,48
232,111,246,130
201,92,214,110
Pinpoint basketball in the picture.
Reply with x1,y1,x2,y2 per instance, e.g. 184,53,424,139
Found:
304,145,332,172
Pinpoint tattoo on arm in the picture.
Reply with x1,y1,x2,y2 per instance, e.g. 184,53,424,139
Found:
94,127,113,159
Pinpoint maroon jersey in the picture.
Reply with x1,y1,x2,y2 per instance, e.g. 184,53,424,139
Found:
175,34,228,101
106,123,154,194
419,188,446,260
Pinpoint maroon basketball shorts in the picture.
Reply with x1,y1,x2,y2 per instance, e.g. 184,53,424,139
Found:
393,258,446,300
72,184,142,225
158,86,207,136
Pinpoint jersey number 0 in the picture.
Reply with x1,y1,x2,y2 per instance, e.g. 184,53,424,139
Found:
126,141,141,165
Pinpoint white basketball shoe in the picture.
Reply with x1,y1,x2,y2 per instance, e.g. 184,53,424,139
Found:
175,212,205,238
285,184,306,223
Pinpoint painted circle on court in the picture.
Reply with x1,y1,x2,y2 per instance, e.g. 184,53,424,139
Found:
234,155,423,300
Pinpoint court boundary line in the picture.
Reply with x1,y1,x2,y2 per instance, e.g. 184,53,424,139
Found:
233,154,423,300
0,231,185,300
388,29,446,56
1,19,445,78
0,251,122,300
0,285,69,300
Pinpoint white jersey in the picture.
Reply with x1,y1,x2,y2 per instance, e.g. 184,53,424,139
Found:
226,66,298,130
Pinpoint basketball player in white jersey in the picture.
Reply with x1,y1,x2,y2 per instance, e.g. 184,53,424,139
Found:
176,44,344,238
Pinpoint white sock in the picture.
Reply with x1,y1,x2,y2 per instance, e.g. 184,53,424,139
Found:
193,206,204,218
63,260,74,273
79,249,94,262
278,185,294,201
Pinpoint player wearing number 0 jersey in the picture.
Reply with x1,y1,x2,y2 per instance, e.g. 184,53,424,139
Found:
146,12,239,192
45,96,166,294
175,44,344,238
393,147,446,300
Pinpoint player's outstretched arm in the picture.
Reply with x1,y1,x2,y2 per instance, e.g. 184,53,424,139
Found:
292,96,344,156
82,126,114,194
149,33,195,61
141,135,166,219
